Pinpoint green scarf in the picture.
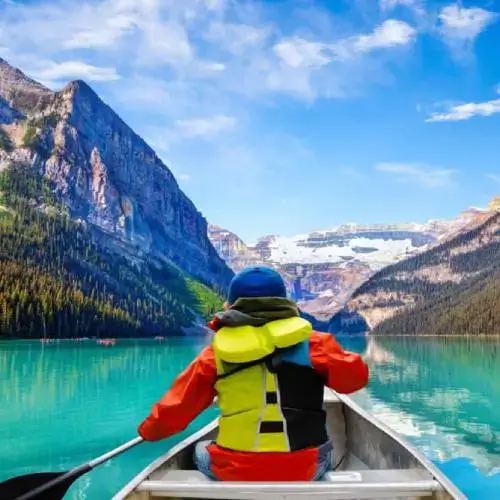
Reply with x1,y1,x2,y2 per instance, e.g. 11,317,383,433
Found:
214,297,299,328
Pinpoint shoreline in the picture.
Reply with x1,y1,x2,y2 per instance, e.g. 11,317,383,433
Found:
2,333,500,342
369,333,500,338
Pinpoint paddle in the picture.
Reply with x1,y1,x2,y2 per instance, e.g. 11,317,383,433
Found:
0,436,143,500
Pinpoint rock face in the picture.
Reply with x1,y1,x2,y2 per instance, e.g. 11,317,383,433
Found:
0,57,232,290
282,261,373,320
208,225,262,272
488,196,500,211
208,208,486,319
331,203,500,333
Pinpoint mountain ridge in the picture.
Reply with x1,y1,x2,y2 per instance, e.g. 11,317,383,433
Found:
329,206,500,335
208,203,491,319
0,57,233,338
0,56,232,291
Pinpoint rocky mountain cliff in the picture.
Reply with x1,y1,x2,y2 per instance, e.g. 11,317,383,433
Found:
330,198,500,334
208,207,486,319
0,57,234,338
0,57,232,291
207,225,262,271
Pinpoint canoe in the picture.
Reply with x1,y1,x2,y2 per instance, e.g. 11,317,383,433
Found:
113,390,466,500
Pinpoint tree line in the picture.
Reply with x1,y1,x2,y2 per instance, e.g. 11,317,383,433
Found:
0,163,222,339
352,213,500,335
373,269,500,335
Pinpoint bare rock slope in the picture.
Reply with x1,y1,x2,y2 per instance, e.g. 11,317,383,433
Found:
0,57,232,290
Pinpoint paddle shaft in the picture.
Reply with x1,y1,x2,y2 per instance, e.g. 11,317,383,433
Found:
16,437,144,500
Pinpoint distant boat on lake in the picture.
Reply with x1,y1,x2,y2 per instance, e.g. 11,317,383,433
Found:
97,339,117,347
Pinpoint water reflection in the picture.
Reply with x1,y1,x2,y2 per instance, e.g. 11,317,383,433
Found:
0,338,214,500
336,335,500,499
2,335,500,500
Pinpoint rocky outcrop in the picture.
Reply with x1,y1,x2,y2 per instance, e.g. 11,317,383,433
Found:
488,196,500,211
287,262,373,319
0,58,232,290
207,225,261,272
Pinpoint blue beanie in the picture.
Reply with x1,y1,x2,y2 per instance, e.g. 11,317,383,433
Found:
228,266,287,303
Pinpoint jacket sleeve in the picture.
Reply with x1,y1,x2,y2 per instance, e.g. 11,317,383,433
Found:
138,345,218,441
309,332,369,394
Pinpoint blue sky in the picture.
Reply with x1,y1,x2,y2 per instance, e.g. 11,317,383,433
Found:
1,0,500,242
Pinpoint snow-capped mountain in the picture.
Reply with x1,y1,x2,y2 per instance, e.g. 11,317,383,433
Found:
208,206,489,319
257,209,486,270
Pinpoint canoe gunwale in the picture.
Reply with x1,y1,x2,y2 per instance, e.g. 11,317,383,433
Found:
113,391,466,500
112,420,218,500
336,394,466,500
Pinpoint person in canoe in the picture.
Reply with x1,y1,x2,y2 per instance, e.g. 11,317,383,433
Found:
137,266,369,482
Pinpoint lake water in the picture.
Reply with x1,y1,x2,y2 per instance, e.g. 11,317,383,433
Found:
1,335,499,499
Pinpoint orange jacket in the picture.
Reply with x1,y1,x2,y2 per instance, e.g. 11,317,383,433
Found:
138,332,369,480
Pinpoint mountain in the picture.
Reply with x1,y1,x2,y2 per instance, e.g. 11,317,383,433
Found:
0,57,233,338
0,57,231,289
208,208,486,320
330,199,500,335
207,225,262,271
372,266,499,335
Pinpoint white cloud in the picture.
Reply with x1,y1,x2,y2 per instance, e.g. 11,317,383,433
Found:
139,20,193,66
64,13,136,49
273,38,331,69
144,115,237,152
0,0,421,104
351,19,417,53
198,61,226,72
426,98,500,122
426,83,500,122
276,19,417,64
0,0,430,202
205,22,271,55
376,162,457,188
438,4,498,59
0,0,208,70
379,0,427,25
31,61,120,86
174,115,237,139
267,20,416,99
439,4,496,38
113,76,194,113
178,173,191,181
487,174,500,184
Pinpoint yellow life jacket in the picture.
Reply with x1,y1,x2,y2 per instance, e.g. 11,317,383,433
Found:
213,317,327,453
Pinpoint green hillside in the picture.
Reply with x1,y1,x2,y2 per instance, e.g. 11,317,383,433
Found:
0,163,223,339
366,213,500,335
373,269,500,335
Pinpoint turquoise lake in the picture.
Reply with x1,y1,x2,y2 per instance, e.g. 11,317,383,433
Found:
1,335,499,499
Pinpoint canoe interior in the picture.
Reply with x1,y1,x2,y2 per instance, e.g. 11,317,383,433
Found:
115,392,464,500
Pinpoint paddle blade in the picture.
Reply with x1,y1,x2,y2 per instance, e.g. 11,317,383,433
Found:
0,472,74,500
0,437,141,500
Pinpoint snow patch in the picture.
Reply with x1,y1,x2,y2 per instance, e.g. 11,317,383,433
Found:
268,235,421,266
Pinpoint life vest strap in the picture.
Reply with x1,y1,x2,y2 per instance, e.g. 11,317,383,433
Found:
217,349,284,381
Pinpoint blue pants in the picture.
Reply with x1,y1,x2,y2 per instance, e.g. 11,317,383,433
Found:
194,440,333,481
